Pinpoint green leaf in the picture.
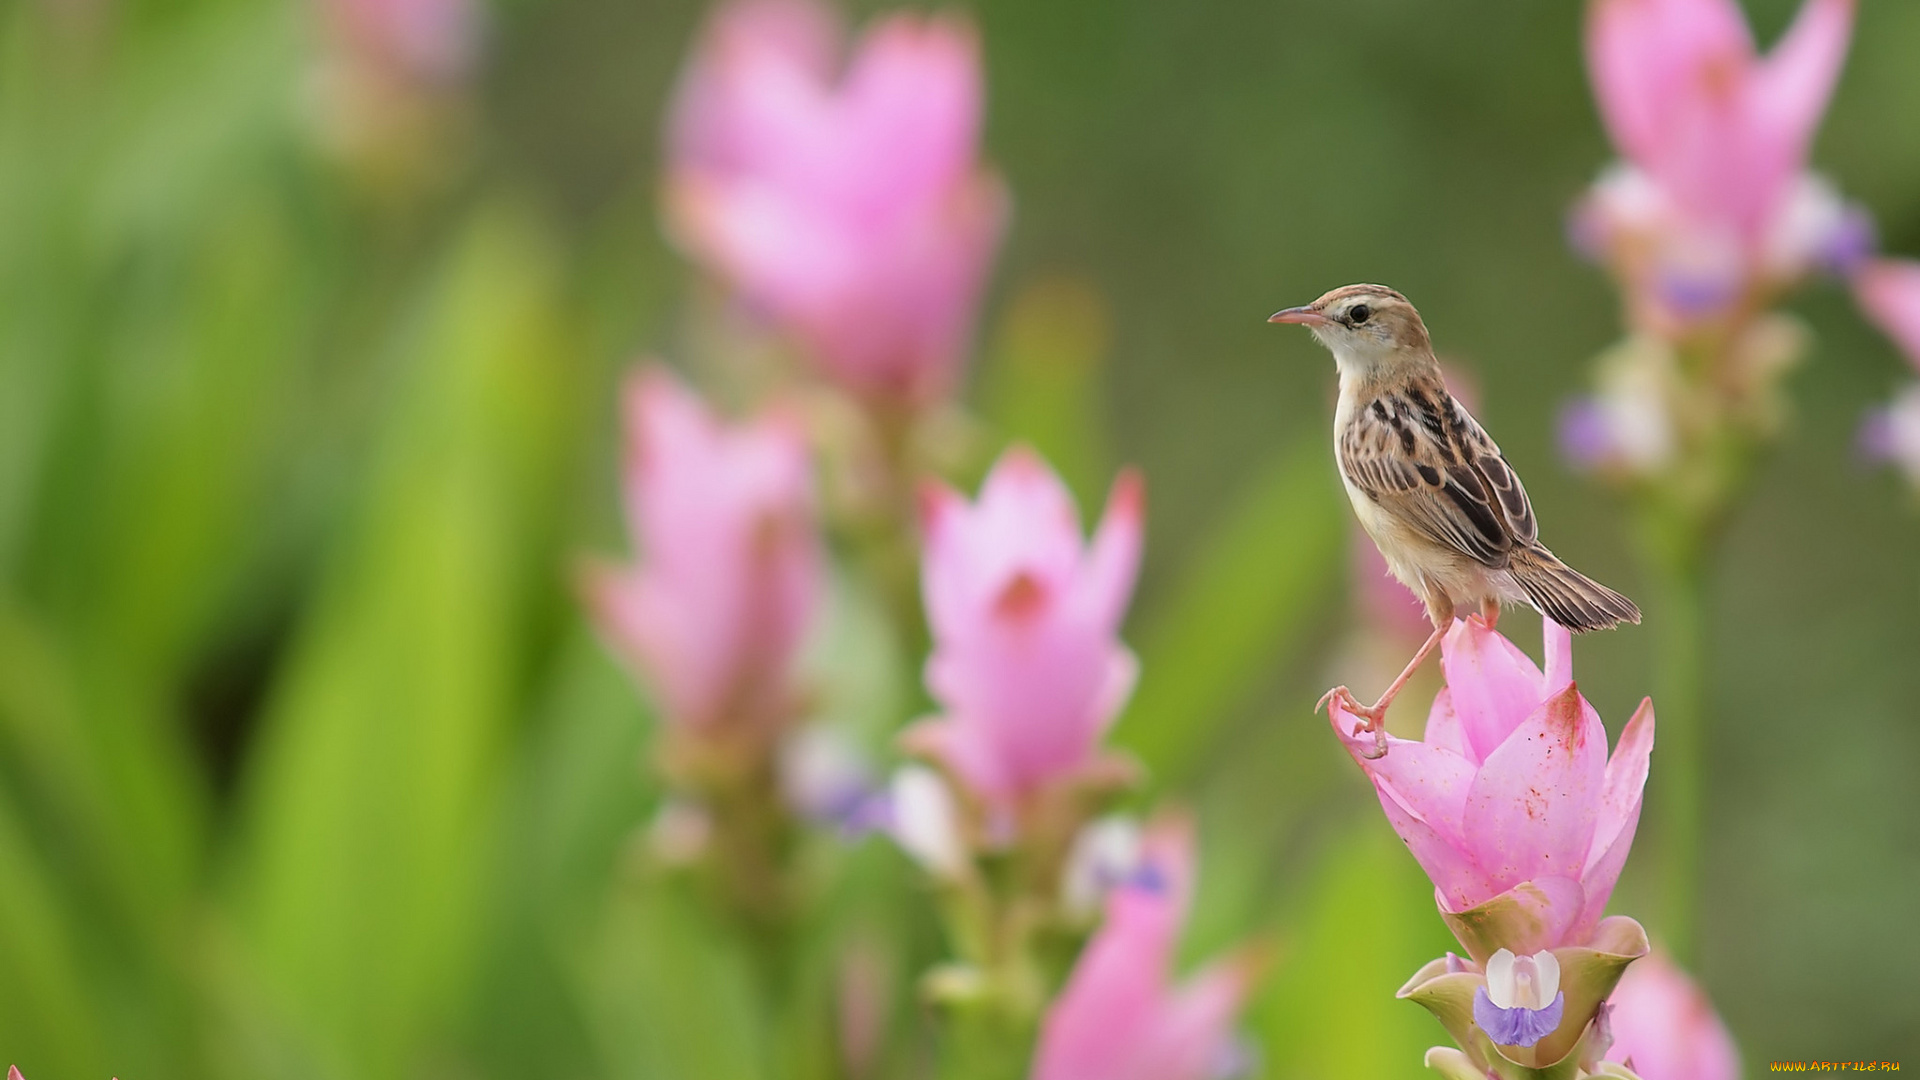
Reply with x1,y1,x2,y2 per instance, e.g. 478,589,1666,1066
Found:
225,209,584,1080
1251,819,1460,1079
978,275,1115,502
583,882,768,1080
1118,437,1344,782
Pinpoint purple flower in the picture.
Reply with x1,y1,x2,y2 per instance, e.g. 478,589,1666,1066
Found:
1471,948,1567,1049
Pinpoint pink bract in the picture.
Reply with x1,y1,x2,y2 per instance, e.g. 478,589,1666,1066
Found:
912,448,1142,807
324,0,480,86
1586,0,1853,245
664,0,1006,405
1031,817,1253,1080
1606,950,1741,1080
1331,619,1655,957
587,367,824,737
1857,259,1920,371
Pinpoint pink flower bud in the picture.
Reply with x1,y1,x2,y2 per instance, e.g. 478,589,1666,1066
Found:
1032,817,1255,1080
1330,619,1655,959
663,0,1007,406
909,448,1143,807
586,367,824,739
1605,950,1740,1080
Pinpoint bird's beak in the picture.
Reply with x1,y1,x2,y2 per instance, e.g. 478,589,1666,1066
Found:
1268,306,1332,328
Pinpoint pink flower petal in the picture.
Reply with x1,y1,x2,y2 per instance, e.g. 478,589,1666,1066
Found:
1607,950,1741,1080
594,366,823,733
1033,818,1251,1080
1460,685,1607,895
1586,0,1754,173
663,0,1003,404
1438,619,1547,763
1329,705,1499,909
918,450,1143,807
1423,688,1475,762
1857,258,1920,369
1576,697,1656,936
1136,962,1256,1080
1752,0,1855,175
1078,468,1145,631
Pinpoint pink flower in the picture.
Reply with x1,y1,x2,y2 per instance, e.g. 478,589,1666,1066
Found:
1857,384,1920,487
664,0,1007,405
1576,0,1866,328
322,0,480,87
587,367,824,738
1354,529,1434,644
1330,619,1655,961
910,448,1142,807
1605,950,1740,1080
1855,261,1920,486
1857,259,1920,372
1032,817,1255,1080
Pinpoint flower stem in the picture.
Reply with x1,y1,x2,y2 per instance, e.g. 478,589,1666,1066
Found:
1635,505,1709,964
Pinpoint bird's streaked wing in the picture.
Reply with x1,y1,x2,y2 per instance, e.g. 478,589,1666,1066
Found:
1338,379,1536,567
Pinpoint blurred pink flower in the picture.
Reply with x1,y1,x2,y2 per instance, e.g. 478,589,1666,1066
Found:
664,0,1007,405
1855,261,1920,486
1576,0,1866,329
1857,259,1920,372
1032,817,1255,1080
1857,385,1920,487
1330,619,1655,961
1605,950,1740,1080
909,448,1142,807
587,367,824,738
322,0,479,87
1354,529,1433,644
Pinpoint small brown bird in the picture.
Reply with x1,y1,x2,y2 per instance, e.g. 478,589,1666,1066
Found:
1271,284,1639,757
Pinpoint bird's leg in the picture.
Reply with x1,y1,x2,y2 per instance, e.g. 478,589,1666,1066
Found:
1319,626,1448,759
1475,597,1500,630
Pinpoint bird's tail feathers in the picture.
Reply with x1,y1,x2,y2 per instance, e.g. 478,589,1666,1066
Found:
1509,545,1641,633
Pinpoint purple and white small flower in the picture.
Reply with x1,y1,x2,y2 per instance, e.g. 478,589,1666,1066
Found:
780,727,881,831
1472,948,1566,1049
1857,385,1920,487
883,766,968,880
1061,816,1145,919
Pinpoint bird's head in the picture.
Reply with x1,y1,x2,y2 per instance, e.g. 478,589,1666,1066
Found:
1269,284,1434,378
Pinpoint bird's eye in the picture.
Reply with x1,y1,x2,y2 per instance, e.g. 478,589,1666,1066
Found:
1348,304,1372,325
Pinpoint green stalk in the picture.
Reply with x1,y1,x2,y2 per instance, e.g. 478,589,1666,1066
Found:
1636,510,1708,964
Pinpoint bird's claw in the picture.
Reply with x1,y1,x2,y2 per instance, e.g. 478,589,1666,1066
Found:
1358,726,1389,759
1314,685,1355,715
1317,685,1390,759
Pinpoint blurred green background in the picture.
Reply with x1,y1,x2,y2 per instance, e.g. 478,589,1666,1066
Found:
0,0,1916,1076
